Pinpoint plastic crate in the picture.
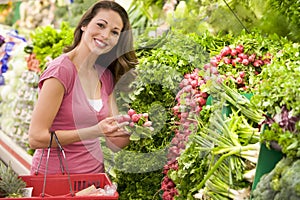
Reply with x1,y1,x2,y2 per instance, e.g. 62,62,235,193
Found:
251,141,283,191
5,173,118,200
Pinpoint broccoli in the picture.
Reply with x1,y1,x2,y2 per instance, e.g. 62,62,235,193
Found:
252,157,300,200
274,159,300,200
251,167,277,200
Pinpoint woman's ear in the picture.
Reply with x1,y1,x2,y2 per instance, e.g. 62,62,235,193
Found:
81,26,86,31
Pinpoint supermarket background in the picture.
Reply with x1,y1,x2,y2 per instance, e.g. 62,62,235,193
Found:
0,0,300,199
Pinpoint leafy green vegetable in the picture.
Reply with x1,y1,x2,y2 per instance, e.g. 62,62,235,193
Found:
252,42,300,158
30,22,74,72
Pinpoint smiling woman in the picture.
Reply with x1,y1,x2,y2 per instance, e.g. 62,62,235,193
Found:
28,0,138,175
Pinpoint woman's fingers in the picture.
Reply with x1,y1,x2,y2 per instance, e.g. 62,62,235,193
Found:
98,115,130,136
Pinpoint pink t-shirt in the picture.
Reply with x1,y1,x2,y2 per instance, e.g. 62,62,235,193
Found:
31,54,114,175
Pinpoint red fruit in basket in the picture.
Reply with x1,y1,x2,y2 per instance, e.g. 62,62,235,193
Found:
127,108,136,117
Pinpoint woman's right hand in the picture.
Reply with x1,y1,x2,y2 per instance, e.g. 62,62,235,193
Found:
96,115,131,137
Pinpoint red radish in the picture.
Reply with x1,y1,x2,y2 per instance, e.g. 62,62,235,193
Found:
184,73,190,79
215,55,222,62
179,79,189,88
242,58,250,66
128,108,136,117
236,77,243,84
200,91,208,98
180,112,189,118
223,57,231,64
236,57,243,63
120,115,131,122
230,49,238,57
172,105,179,114
203,63,210,70
142,113,149,119
220,46,232,57
210,58,218,67
248,53,256,62
210,66,219,75
197,97,206,106
238,53,248,59
131,113,140,123
143,121,152,127
190,73,198,80
129,122,135,127
239,71,246,78
235,45,244,53
263,58,271,65
190,79,198,88
198,79,205,86
253,60,263,67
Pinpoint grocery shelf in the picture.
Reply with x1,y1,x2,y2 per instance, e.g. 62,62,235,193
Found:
0,130,32,175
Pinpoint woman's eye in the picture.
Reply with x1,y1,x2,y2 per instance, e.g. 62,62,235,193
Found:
112,31,120,36
97,23,105,28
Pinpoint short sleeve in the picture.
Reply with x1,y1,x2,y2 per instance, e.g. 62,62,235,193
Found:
38,56,76,94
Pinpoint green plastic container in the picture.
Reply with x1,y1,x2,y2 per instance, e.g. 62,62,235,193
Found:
251,143,283,191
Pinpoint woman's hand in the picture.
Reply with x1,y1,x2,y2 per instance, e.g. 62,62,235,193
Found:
97,114,131,137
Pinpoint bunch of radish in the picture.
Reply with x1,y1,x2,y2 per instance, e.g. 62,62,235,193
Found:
127,108,153,128
204,44,272,91
123,108,154,141
161,159,179,199
161,68,209,199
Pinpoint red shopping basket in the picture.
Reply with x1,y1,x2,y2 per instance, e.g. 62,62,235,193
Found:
3,132,119,199
9,173,119,200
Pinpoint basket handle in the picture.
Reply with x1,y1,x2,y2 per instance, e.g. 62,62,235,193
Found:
40,132,74,197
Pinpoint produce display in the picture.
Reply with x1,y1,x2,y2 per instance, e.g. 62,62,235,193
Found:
0,0,299,199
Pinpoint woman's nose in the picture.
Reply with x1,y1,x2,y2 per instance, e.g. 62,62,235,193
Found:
101,29,110,39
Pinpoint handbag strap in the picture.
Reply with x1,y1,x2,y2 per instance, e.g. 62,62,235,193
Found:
40,132,74,197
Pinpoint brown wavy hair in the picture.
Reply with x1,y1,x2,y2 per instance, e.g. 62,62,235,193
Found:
63,0,138,83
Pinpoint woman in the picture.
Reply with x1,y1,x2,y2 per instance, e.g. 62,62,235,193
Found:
28,0,138,175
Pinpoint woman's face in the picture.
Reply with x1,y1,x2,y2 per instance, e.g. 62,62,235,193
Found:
81,9,123,55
